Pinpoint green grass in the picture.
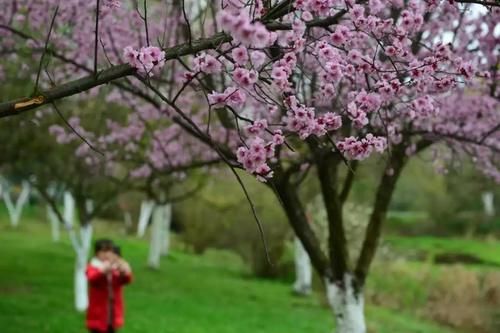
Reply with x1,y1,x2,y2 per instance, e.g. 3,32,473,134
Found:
0,217,459,333
387,236,500,266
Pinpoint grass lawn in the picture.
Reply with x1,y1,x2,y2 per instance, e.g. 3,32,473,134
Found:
0,217,459,333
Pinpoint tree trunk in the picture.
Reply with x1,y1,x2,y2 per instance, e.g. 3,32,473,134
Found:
138,200,154,237
325,274,366,333
161,204,172,256
148,204,164,269
123,211,132,234
482,191,495,217
70,223,93,312
64,191,75,225
46,204,60,242
2,181,31,227
293,236,312,295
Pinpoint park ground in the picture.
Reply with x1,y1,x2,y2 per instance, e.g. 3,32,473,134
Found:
0,207,499,333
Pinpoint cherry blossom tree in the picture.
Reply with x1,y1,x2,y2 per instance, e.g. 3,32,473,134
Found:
1,0,499,331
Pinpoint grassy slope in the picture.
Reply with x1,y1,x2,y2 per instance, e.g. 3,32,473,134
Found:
0,217,458,333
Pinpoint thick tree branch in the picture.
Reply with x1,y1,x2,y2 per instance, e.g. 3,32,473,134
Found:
0,32,232,118
0,2,350,119
340,161,358,204
265,9,347,31
455,0,500,7
315,152,349,282
354,146,407,286
0,64,135,118
272,175,332,279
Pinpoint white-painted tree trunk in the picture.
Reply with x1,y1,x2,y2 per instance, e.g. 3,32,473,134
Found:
69,223,93,312
482,191,495,217
2,181,31,227
123,211,132,234
325,274,366,333
161,204,172,256
64,191,75,226
293,237,312,295
46,205,60,242
46,186,60,242
137,200,154,237
148,204,168,269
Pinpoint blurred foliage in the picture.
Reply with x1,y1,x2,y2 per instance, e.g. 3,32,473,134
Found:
346,153,500,236
175,170,293,278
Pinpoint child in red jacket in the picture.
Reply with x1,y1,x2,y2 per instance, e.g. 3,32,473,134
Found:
86,239,133,333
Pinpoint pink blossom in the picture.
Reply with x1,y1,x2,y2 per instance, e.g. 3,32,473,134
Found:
208,87,247,109
104,0,121,9
123,45,165,76
250,51,267,68
302,11,313,21
233,68,258,87
232,46,249,66
193,53,222,74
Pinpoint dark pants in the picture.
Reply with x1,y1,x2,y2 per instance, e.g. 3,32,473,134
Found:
90,328,115,333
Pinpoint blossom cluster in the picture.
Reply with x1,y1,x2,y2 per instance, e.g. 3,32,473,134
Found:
208,87,247,109
236,130,285,182
103,0,121,9
123,46,165,76
192,53,222,74
337,135,387,160
346,91,382,128
2,0,498,184
217,9,276,48
284,96,342,139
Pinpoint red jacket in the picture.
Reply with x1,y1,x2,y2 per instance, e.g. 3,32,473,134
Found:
86,260,132,332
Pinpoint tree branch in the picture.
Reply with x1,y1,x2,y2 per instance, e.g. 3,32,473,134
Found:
34,6,59,93
272,175,331,278
94,0,101,76
0,32,232,118
340,161,358,204
455,0,500,7
354,146,407,286
315,152,349,282
0,2,350,118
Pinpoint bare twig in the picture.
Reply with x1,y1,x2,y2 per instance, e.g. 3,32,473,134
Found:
34,6,59,94
144,0,150,46
182,0,192,46
94,0,101,76
227,161,273,265
51,102,104,156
